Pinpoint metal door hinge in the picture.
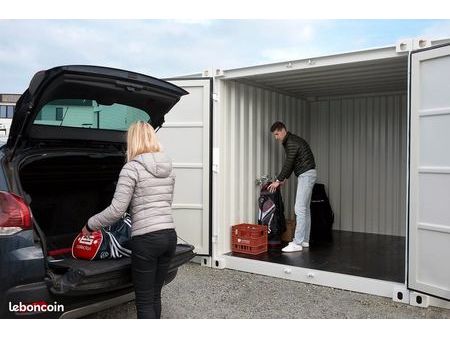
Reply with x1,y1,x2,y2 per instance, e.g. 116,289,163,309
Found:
213,148,220,173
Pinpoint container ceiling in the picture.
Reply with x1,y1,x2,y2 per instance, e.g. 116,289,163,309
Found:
235,56,408,98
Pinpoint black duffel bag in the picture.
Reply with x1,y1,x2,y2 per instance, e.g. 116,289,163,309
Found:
310,183,334,244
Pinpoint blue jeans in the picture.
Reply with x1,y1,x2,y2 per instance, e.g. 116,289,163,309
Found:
294,169,317,245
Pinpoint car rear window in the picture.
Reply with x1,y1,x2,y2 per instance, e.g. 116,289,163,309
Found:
33,99,151,131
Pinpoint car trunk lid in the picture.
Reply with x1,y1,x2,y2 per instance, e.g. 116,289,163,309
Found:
5,65,188,160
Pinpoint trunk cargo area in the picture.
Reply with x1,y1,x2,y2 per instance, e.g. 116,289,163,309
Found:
18,152,195,295
20,153,125,251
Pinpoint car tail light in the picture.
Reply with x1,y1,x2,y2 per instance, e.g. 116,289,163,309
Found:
0,191,32,235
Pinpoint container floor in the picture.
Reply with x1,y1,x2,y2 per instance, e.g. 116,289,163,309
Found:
229,230,405,283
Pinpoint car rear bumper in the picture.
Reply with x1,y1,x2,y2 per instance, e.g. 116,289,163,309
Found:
47,244,195,296
2,245,195,318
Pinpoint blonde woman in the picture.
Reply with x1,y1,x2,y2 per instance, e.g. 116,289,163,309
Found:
82,120,177,319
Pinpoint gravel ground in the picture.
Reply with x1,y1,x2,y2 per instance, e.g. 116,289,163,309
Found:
86,262,450,319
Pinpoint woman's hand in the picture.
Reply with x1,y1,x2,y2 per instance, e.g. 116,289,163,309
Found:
81,224,92,236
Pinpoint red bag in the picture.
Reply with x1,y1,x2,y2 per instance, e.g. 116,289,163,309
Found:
72,230,110,260
71,213,132,260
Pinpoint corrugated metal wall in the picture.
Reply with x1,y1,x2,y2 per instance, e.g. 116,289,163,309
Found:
219,79,408,244
309,93,407,236
219,80,308,238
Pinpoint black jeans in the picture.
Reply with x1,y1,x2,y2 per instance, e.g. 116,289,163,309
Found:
131,228,177,319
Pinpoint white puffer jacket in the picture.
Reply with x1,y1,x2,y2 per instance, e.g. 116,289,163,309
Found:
87,152,175,237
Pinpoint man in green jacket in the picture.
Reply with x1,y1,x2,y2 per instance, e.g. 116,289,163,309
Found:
268,121,317,253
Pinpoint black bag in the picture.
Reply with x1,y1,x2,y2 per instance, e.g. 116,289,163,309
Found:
258,182,286,247
104,212,132,258
310,183,334,243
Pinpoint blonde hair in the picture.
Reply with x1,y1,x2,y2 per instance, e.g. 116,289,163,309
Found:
126,121,161,162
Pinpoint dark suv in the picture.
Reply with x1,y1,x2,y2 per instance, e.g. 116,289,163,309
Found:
0,66,195,318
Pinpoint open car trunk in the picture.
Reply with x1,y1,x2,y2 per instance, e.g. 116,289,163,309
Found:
18,151,195,296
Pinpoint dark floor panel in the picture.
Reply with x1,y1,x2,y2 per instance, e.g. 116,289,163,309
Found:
229,230,405,282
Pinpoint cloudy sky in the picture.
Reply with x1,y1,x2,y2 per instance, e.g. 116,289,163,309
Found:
1,19,450,93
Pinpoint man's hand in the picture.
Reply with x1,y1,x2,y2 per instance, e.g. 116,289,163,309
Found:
268,181,281,193
81,224,92,236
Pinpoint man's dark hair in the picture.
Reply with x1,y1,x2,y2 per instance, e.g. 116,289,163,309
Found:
270,121,286,132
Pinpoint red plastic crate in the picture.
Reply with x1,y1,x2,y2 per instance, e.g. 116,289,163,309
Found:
231,223,268,255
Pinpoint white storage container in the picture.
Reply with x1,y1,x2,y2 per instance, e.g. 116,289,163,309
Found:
164,37,450,308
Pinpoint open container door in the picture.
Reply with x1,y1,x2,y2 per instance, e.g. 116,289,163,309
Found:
408,43,450,301
159,78,212,256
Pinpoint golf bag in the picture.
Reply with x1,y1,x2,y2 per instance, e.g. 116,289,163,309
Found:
310,183,334,243
72,213,132,260
258,182,286,247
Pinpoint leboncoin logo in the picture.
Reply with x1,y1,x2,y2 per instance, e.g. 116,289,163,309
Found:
9,301,64,313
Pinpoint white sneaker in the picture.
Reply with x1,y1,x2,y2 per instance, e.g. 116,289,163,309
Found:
282,242,303,252
302,242,310,248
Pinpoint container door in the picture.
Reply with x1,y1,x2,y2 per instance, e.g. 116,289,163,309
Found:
158,78,212,255
408,44,450,300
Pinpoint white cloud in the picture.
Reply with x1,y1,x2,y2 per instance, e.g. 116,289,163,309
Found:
1,20,449,93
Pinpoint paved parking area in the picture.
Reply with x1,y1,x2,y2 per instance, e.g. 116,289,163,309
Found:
87,262,450,319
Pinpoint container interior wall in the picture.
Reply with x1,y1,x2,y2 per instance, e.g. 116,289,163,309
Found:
218,80,309,254
309,93,408,236
218,81,408,254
